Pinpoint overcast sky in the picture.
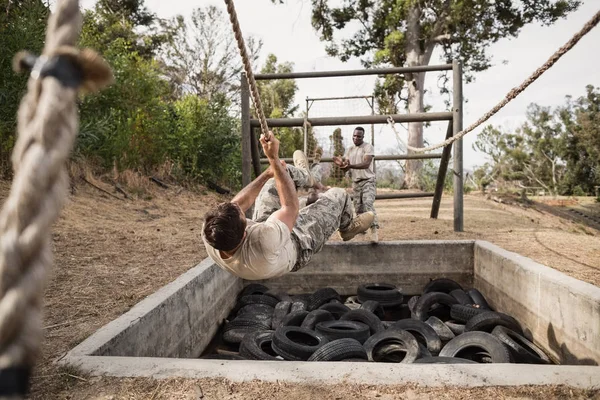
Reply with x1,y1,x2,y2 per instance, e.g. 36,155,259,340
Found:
78,0,600,169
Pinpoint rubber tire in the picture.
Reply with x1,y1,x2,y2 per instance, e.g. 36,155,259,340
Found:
271,326,329,361
272,300,292,330
492,325,550,364
281,310,309,327
407,296,420,314
359,300,385,319
223,318,272,344
464,311,523,335
290,300,308,313
307,338,368,361
235,295,280,311
264,290,292,303
239,330,281,361
357,283,403,307
340,309,385,334
236,304,274,318
318,302,351,319
201,353,245,360
450,304,487,323
439,331,511,363
301,309,335,330
423,278,463,294
388,319,442,355
307,288,341,311
413,292,458,321
444,320,466,335
363,329,420,363
425,316,455,342
466,288,492,310
449,289,473,305
414,356,477,364
315,320,371,344
239,284,270,298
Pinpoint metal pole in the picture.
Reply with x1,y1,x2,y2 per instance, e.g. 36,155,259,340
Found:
250,112,453,128
376,192,435,200
304,97,309,155
430,121,454,219
254,64,454,80
369,96,376,175
260,153,442,164
453,60,464,232
241,73,251,190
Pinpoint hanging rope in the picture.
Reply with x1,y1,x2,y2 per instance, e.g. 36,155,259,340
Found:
0,0,112,396
223,0,271,140
388,8,600,153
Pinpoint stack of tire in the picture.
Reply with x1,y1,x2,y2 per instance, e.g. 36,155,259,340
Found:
202,280,551,364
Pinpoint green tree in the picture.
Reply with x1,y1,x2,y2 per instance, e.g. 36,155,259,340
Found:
253,54,316,158
275,0,580,188
558,85,600,194
0,0,49,177
161,6,262,103
329,128,345,183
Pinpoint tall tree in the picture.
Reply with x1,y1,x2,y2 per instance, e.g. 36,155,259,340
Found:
558,85,600,195
329,127,345,183
274,0,580,188
0,0,49,177
161,5,262,103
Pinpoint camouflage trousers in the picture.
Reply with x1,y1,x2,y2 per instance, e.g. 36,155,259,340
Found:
352,177,378,228
253,165,355,272
298,162,323,209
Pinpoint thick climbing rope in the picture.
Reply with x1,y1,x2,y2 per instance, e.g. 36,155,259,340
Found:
388,8,600,153
0,0,112,396
223,0,271,140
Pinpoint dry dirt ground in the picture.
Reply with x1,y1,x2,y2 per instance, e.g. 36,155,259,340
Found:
0,178,598,400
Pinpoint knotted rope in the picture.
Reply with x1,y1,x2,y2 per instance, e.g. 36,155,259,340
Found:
387,8,600,153
0,0,112,396
223,0,271,139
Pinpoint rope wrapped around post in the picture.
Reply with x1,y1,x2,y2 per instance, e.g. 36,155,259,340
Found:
0,0,112,397
223,0,271,140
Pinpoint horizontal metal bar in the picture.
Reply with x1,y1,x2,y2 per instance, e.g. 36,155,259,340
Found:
307,95,374,102
376,192,435,200
255,64,453,80
260,154,442,164
251,112,452,128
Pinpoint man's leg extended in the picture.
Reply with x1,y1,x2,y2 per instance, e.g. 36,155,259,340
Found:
253,165,311,222
359,178,379,228
291,188,373,271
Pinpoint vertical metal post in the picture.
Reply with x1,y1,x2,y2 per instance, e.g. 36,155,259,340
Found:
430,122,453,219
369,96,376,175
453,60,464,232
304,97,309,155
241,73,252,188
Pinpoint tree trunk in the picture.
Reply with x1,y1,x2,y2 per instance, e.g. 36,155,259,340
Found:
402,2,439,189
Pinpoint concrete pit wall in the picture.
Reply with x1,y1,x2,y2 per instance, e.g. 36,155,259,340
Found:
250,240,475,295
60,240,600,388
474,241,600,366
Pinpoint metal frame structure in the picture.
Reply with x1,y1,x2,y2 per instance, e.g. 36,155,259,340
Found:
305,95,376,174
240,62,464,232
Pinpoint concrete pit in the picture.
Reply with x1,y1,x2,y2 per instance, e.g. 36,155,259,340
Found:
60,240,600,388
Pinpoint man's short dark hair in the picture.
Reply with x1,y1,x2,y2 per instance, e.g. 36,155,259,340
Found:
354,127,365,135
203,202,247,251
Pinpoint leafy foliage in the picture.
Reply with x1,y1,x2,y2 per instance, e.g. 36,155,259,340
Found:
0,0,49,177
473,85,600,195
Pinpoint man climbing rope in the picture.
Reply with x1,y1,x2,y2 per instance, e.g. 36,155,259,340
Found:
202,132,373,280
333,126,379,242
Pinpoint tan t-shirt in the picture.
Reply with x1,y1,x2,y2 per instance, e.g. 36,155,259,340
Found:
346,142,375,181
202,215,297,280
